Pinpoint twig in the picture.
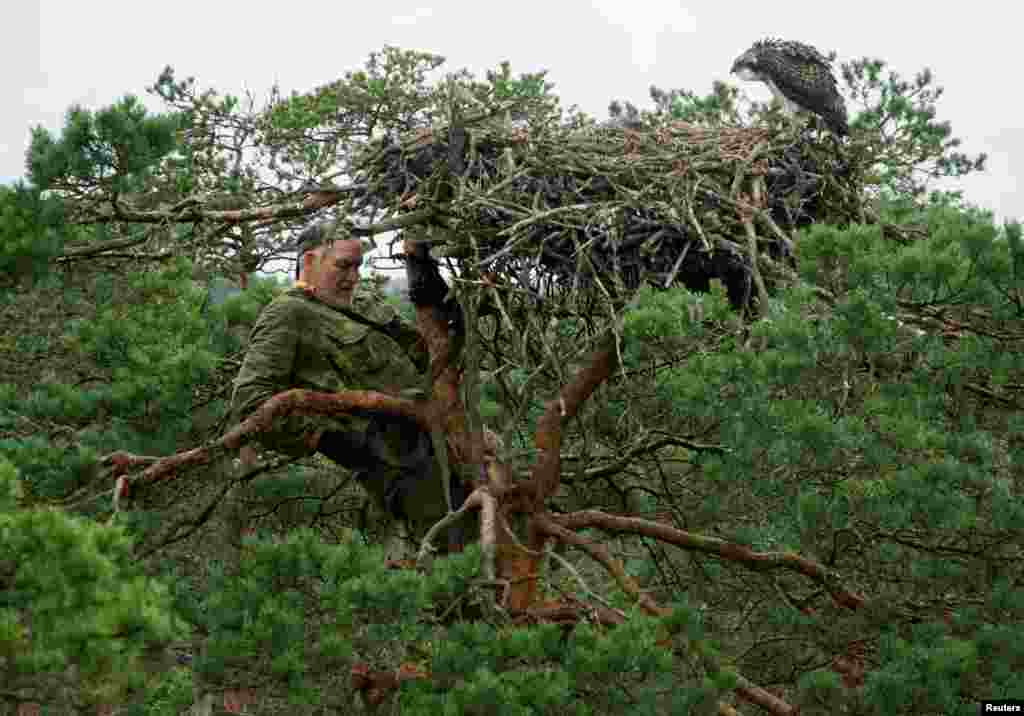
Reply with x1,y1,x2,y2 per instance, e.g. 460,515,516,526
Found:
662,240,692,289
741,177,771,311
416,488,487,567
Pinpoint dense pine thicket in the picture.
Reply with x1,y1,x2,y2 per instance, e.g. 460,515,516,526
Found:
1,46,1020,716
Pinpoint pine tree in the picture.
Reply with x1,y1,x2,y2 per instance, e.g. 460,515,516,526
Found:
1,45,1020,715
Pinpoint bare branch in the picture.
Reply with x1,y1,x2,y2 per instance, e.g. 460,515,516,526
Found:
552,509,867,610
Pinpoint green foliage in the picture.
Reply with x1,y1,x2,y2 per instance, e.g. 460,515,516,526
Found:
484,60,555,104
205,273,280,335
181,531,436,700
1,43,1020,716
0,436,101,500
0,258,280,519
26,95,179,193
655,81,746,126
616,201,1023,710
0,458,184,708
134,665,195,716
623,281,734,354
0,182,67,287
0,457,22,509
795,668,845,713
263,47,447,140
54,260,213,446
607,81,744,128
401,611,689,715
863,627,980,715
162,530,708,714
841,59,987,197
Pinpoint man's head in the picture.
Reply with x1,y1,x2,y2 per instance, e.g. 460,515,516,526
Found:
300,239,363,306
295,222,363,306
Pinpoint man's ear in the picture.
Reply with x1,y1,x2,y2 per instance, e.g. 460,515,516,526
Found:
301,251,321,286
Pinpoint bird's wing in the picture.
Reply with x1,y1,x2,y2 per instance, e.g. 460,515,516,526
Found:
764,53,833,106
761,50,848,131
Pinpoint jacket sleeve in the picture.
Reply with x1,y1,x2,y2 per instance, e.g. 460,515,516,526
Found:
230,298,317,457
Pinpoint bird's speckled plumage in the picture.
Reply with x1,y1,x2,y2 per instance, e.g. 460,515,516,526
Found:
731,38,849,136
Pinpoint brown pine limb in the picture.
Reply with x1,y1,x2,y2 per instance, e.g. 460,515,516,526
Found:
472,337,618,610
536,513,666,617
553,509,867,611
511,600,626,628
536,513,793,716
480,431,538,608
225,388,432,447
415,487,496,574
460,482,538,610
402,234,470,458
402,232,509,570
350,662,428,710
410,351,559,603
104,388,432,493
100,451,162,476
510,336,620,507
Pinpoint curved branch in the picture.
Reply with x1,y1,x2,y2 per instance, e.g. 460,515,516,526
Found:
106,388,434,495
415,487,493,570
515,336,619,506
565,436,727,484
536,513,792,716
536,512,665,617
57,226,165,259
552,509,866,610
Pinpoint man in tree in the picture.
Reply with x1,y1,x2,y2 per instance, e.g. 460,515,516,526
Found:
230,221,465,549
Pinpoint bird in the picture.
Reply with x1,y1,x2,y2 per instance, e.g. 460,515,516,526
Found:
730,38,848,137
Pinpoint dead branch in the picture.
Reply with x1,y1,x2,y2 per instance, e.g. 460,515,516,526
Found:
536,513,792,716
553,509,866,610
355,118,865,313
415,488,491,569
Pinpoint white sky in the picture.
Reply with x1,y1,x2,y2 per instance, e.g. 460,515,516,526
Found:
5,1,1022,224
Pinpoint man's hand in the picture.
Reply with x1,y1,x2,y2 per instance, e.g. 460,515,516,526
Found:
304,429,325,454
239,445,259,468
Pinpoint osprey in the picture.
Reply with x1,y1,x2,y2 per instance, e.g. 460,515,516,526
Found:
731,38,848,136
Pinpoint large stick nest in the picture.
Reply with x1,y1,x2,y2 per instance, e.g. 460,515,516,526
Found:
354,116,863,310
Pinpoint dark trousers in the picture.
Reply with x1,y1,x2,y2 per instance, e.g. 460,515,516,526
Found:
316,422,469,551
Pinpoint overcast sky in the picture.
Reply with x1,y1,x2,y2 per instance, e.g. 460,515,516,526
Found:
6,1,1022,224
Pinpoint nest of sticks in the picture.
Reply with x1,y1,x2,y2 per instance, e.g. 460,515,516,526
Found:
354,116,863,311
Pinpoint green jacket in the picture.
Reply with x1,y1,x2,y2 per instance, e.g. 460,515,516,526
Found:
230,287,428,458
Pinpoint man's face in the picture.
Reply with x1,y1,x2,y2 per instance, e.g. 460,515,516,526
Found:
315,240,363,305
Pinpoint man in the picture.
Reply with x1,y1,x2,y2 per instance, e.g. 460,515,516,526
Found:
230,221,465,548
